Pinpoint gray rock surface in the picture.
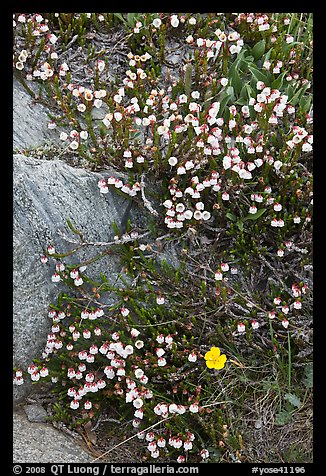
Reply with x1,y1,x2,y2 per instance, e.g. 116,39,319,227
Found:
13,154,143,402
13,409,92,463
13,78,60,150
24,404,48,423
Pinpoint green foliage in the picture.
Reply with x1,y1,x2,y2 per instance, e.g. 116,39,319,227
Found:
284,393,301,408
302,363,313,388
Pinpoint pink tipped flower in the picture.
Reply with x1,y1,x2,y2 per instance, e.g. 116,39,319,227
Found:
271,218,278,227
189,402,199,413
156,296,165,305
282,305,289,315
39,367,48,377
302,284,308,294
169,403,178,414
200,448,210,460
184,439,193,451
293,300,302,310
84,400,92,410
221,263,229,272
130,328,140,338
177,455,186,463
47,245,55,255
157,437,166,448
89,345,98,355
157,357,167,367
237,322,246,333
174,437,183,449
292,285,301,298
41,255,48,264
80,310,89,320
70,399,79,410
215,271,223,281
146,432,155,442
74,277,83,286
188,351,197,362
155,347,165,358
156,334,165,344
165,335,173,345
51,273,61,283
70,269,79,279
150,449,160,459
104,366,115,379
251,320,259,330
72,330,81,342
277,219,285,228
120,307,130,317
281,319,289,329
31,371,40,382
133,398,144,409
78,350,87,361
147,441,157,453
176,405,186,415
268,311,276,319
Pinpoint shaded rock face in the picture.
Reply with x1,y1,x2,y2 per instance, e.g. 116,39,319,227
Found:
13,79,60,151
13,154,142,402
13,409,93,463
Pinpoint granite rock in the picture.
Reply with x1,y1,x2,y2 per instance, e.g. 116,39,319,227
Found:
13,409,92,463
24,404,48,423
13,78,60,151
13,154,142,402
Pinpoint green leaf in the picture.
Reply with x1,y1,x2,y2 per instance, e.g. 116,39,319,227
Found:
111,221,120,236
113,13,126,23
271,72,287,90
127,13,136,27
299,94,312,114
252,39,265,60
240,83,249,100
236,220,244,231
275,409,293,426
235,97,248,105
226,212,236,222
284,393,301,408
230,67,242,96
303,363,313,388
218,94,232,117
243,208,267,221
263,47,273,62
66,218,82,236
289,82,311,106
184,63,192,98
226,85,235,99
244,55,254,62
247,65,269,86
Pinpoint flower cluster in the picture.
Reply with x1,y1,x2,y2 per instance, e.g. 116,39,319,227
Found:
97,176,140,197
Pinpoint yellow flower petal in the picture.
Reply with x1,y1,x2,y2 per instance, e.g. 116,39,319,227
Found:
206,360,215,369
214,359,226,369
210,347,221,357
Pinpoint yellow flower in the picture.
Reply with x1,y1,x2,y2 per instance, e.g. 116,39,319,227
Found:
204,347,227,369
